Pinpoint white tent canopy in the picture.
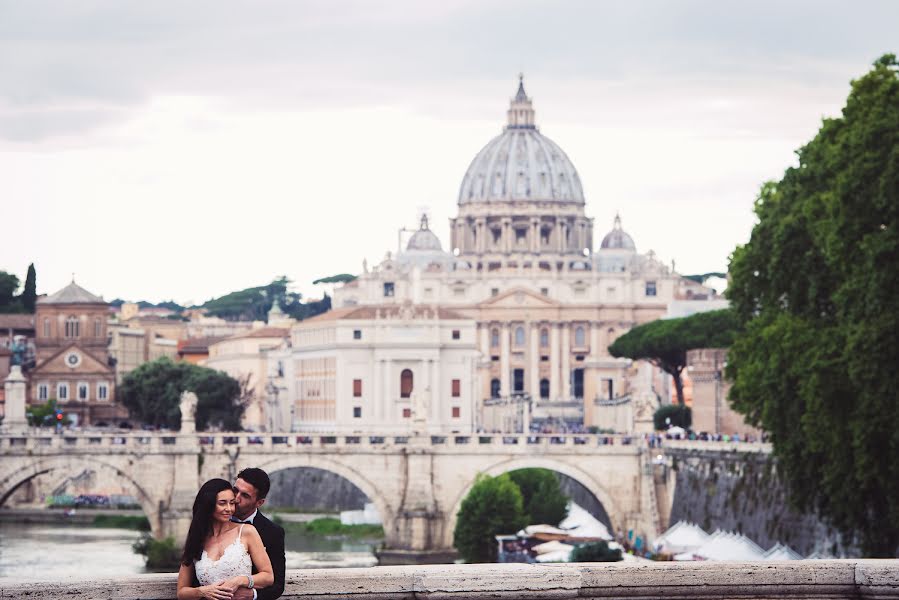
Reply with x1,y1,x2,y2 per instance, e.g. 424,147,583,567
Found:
558,502,613,541
654,521,710,555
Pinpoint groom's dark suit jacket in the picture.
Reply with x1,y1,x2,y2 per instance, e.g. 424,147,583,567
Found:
192,511,286,600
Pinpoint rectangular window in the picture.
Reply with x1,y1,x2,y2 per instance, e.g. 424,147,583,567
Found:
451,329,460,340
38,383,49,401
402,408,411,418
97,383,109,401
513,369,525,393
353,329,362,340
353,379,362,397
491,288,499,297
540,288,549,296
383,282,395,297
57,383,69,400
451,379,461,397
78,383,89,400
645,281,657,297
43,319,50,337
452,407,461,419
353,406,362,418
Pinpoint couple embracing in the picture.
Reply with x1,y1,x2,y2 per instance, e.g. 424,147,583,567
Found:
176,468,286,600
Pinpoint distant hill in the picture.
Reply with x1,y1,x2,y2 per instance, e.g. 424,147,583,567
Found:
201,276,330,322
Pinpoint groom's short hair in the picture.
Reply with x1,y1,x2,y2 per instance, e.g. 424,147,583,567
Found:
236,467,271,499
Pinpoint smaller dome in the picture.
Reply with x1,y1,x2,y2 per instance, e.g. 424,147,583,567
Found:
600,214,636,251
406,214,443,252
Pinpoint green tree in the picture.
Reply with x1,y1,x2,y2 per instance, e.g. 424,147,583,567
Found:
27,398,58,427
20,264,36,312
0,271,21,312
453,473,528,563
118,357,246,430
653,404,691,431
726,55,899,557
508,469,569,525
312,273,357,285
608,309,738,405
569,541,622,562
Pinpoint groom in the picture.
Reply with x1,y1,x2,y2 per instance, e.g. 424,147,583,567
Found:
230,467,286,600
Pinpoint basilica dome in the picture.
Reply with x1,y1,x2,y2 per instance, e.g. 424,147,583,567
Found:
599,214,636,251
406,215,443,251
458,78,585,205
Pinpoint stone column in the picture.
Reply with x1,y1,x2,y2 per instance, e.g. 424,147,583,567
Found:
383,359,391,423
530,218,539,253
431,358,440,426
479,324,489,358
373,356,382,424
561,323,571,400
549,323,560,401
529,322,540,398
556,219,565,253
2,366,28,432
500,323,511,397
502,218,512,254
590,321,600,358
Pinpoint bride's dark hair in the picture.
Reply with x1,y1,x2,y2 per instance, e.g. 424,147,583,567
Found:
181,478,234,565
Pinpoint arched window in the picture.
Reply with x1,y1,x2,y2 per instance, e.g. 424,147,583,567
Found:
400,369,413,398
540,328,549,348
574,326,585,346
540,378,550,399
65,316,79,338
490,328,500,348
514,326,525,347
490,378,501,398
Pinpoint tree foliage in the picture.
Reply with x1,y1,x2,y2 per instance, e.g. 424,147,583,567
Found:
453,473,528,563
569,541,622,562
608,309,738,405
726,55,899,557
654,404,691,431
508,468,569,525
21,264,36,312
201,276,331,322
312,273,357,285
118,357,247,430
0,271,21,313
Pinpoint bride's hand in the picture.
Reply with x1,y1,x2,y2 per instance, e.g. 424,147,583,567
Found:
200,581,233,600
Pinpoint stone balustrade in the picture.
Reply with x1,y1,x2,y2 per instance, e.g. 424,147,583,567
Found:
0,432,648,454
2,561,897,599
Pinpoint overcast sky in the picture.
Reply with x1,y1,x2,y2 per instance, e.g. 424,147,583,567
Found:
1,0,896,304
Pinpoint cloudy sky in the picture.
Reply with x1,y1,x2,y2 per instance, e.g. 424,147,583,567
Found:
1,0,896,304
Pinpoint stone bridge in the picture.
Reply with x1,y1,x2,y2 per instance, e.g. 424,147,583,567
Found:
0,430,671,561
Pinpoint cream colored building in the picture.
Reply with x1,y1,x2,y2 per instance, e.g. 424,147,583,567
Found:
333,78,714,432
204,325,289,431
277,304,479,434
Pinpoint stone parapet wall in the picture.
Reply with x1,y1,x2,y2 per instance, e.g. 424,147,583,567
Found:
3,561,898,599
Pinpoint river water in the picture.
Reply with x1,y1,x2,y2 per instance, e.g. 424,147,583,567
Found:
0,522,378,580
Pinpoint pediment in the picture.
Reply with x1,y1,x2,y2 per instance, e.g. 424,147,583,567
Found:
478,287,560,309
32,343,112,376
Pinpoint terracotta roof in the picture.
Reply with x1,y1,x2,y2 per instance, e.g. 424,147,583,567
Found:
38,281,105,305
0,314,35,329
302,305,468,323
235,327,289,339
177,336,228,354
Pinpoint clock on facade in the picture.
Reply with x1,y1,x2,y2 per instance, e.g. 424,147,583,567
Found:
65,351,82,368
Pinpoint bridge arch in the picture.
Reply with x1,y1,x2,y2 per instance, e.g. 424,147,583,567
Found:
0,455,163,536
443,457,624,548
251,454,395,537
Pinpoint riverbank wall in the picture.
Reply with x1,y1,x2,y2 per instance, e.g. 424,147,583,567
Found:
2,561,897,599
666,446,851,557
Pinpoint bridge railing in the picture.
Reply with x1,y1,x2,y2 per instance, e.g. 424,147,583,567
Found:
0,431,651,452
1,561,897,599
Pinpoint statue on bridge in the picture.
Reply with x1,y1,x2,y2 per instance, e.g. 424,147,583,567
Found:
179,391,198,433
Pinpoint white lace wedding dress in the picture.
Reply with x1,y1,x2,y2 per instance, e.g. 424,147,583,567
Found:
195,524,253,586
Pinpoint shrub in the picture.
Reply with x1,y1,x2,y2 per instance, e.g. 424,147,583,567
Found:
569,541,622,562
453,473,527,563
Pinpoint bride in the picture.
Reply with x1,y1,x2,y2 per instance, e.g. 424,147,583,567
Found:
177,479,274,600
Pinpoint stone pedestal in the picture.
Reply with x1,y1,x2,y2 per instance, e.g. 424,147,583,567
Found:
3,366,28,432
